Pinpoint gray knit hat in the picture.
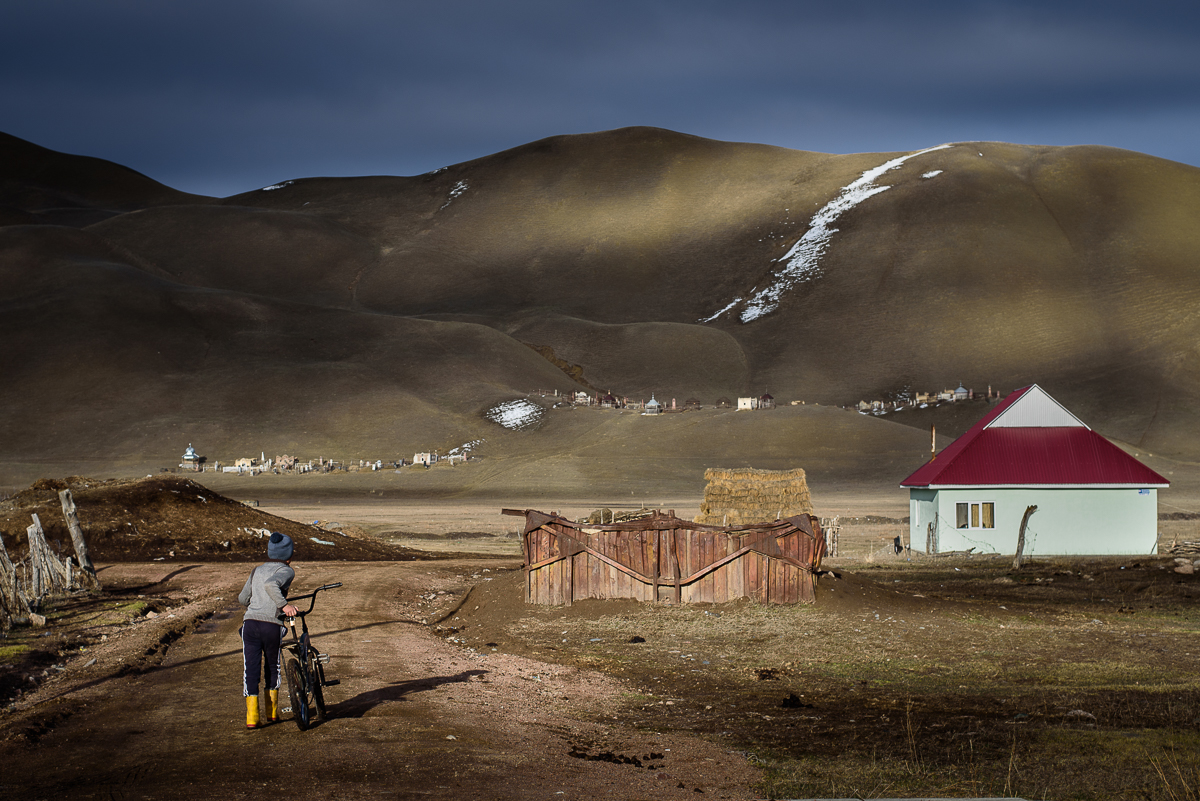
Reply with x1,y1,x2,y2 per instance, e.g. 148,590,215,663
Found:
267,531,293,561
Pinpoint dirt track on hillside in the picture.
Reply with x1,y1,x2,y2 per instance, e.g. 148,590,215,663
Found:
0,560,760,800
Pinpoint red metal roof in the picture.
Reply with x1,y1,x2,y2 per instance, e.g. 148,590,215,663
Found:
901,386,1169,488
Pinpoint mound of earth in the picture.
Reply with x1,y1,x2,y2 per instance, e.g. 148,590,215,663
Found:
0,475,425,562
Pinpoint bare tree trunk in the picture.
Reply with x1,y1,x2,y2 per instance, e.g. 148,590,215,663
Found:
1013,505,1038,570
59,489,100,590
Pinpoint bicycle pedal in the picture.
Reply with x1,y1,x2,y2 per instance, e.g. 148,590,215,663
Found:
323,679,340,686
316,653,331,664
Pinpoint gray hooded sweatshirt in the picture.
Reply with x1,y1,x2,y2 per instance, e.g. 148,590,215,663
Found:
239,561,296,625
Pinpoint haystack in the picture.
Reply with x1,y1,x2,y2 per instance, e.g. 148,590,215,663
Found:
694,467,813,526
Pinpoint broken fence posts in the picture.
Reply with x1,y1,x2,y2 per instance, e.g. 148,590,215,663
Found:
59,488,100,590
0,532,32,629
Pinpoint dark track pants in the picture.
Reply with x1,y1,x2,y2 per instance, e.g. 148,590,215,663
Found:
241,619,285,696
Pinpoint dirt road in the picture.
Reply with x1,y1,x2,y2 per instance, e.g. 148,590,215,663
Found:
1,561,760,800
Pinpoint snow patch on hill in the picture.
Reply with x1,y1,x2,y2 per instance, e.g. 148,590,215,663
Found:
485,399,544,430
441,180,469,210
702,144,952,324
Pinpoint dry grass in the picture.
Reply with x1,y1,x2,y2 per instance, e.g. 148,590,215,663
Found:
451,548,1200,801
695,467,813,526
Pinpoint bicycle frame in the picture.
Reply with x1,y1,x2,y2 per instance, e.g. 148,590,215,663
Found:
283,582,341,730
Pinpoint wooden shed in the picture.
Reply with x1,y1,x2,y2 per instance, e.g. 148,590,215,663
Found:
507,508,825,606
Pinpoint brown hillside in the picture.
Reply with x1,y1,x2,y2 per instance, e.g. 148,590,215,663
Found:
0,224,582,466
86,204,377,307
1,127,1199,486
212,130,1200,459
0,132,211,222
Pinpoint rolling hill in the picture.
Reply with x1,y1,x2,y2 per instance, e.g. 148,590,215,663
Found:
2,127,1198,494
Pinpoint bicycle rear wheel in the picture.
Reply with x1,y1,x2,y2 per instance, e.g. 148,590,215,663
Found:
285,657,310,731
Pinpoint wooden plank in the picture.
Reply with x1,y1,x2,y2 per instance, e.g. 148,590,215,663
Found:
713,533,729,602
756,554,769,603
534,528,549,604
670,530,682,604
547,539,559,605
617,531,632,599
538,531,550,604
748,543,760,602
526,553,570,571
564,546,574,607
555,552,566,606
651,532,661,602
639,533,650,602
590,531,601,601
581,531,593,602
681,530,695,603
626,529,641,580
602,530,615,600
728,535,743,600
701,529,713,603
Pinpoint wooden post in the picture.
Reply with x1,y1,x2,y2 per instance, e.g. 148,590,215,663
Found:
0,533,32,624
27,514,73,600
59,489,99,589
1013,505,1037,570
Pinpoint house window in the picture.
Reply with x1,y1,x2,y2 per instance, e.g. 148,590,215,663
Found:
956,502,994,529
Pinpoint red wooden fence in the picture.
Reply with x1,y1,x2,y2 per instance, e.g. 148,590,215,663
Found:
507,509,825,606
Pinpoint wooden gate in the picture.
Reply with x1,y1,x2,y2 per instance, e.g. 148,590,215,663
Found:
507,509,825,606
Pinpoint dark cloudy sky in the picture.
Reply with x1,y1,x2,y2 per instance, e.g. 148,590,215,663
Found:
3,0,1197,197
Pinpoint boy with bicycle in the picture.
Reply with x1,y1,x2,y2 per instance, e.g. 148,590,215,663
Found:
238,532,299,728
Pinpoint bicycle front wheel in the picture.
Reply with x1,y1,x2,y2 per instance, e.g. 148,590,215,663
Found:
285,657,310,731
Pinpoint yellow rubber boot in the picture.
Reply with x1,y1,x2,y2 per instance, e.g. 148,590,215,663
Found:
245,695,260,729
268,690,280,723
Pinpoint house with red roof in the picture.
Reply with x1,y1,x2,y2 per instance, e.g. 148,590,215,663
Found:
901,385,1168,555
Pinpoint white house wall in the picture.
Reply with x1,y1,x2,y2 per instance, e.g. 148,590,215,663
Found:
909,487,1159,555
909,489,938,551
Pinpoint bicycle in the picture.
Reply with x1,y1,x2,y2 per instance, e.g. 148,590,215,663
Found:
282,582,342,730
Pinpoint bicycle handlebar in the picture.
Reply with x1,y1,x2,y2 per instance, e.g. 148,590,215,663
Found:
285,582,342,617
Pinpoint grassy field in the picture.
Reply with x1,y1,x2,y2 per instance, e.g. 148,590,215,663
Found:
447,547,1200,800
